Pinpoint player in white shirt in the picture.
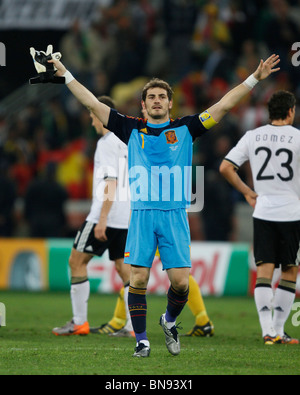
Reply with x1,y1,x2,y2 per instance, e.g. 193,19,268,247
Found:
220,90,300,345
52,96,132,336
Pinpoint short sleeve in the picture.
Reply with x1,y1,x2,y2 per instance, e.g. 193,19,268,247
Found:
107,109,143,145
177,114,208,141
95,139,118,180
224,133,250,169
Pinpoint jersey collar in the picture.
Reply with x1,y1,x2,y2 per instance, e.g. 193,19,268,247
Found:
147,120,170,129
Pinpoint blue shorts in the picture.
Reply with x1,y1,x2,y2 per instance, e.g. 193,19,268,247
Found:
124,209,191,270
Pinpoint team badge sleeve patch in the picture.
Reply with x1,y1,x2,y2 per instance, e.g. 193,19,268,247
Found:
199,110,218,130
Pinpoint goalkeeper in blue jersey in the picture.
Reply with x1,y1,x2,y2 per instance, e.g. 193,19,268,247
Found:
31,46,280,357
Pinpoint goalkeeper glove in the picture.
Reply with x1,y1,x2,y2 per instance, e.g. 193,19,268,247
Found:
29,44,65,84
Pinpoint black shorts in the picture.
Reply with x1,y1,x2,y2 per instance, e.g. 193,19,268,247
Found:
253,217,300,268
73,221,128,261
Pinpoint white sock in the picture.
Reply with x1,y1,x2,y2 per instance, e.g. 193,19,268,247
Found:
273,281,296,337
165,319,176,330
137,340,150,347
254,281,276,337
164,313,176,329
123,284,133,331
71,280,90,325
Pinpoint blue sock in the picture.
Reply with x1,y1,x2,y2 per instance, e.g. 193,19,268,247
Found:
166,285,189,322
136,331,148,343
165,310,176,323
128,285,148,342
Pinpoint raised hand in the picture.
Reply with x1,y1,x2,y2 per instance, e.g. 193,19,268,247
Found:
253,54,280,81
29,44,65,84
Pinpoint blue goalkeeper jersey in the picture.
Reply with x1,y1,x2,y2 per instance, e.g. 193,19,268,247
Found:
107,109,208,210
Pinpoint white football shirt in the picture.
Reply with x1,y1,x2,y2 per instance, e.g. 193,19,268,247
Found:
86,132,130,228
225,124,300,221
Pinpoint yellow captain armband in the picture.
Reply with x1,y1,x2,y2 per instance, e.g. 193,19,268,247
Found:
199,110,217,130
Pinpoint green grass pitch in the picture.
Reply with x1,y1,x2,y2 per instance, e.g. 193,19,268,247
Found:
0,291,299,376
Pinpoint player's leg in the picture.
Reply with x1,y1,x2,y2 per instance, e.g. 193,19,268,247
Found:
165,268,190,325
69,249,92,326
125,210,156,357
155,248,214,337
52,248,92,336
89,227,133,336
253,218,281,344
53,220,108,336
109,229,133,336
108,286,126,330
273,265,298,344
129,265,151,357
185,274,214,337
158,209,191,355
272,221,300,344
110,257,133,336
159,267,189,355
91,261,133,336
90,286,127,334
254,263,280,343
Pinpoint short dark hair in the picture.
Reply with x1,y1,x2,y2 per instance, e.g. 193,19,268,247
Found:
142,78,174,102
268,90,296,121
97,95,116,109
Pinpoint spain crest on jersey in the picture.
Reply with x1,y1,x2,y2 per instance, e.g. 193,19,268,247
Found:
165,130,178,144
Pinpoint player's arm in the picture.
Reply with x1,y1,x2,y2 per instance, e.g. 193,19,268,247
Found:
219,159,258,209
94,179,117,241
207,54,280,124
48,56,111,127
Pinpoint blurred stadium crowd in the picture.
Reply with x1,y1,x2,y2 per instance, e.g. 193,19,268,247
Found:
1,0,300,240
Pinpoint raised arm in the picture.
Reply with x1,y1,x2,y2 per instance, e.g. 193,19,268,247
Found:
48,56,111,126
208,54,280,123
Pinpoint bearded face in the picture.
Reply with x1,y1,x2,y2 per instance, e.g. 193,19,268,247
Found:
142,87,172,123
